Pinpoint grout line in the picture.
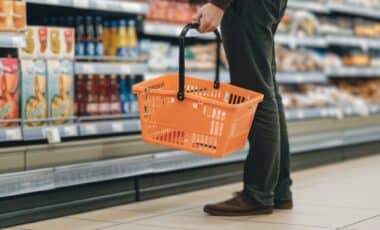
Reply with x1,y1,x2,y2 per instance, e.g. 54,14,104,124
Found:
244,219,332,229
95,223,126,230
336,213,380,229
66,216,122,224
136,223,196,230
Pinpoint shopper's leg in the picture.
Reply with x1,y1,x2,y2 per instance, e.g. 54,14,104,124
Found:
271,43,293,202
221,0,283,206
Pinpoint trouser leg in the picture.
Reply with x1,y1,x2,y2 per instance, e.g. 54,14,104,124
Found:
221,0,285,206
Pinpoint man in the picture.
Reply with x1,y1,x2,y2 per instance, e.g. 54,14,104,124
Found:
193,0,292,216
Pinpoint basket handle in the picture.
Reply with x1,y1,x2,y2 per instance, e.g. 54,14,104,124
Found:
177,23,222,101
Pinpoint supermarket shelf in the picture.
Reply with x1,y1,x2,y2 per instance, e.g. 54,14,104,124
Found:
327,35,380,49
1,121,380,198
75,56,146,62
275,34,328,48
22,124,79,141
78,118,140,136
328,3,380,19
286,107,340,121
288,0,330,13
0,31,26,48
143,21,217,40
26,0,149,14
327,67,380,77
0,127,22,142
277,72,327,83
368,104,380,114
75,62,146,74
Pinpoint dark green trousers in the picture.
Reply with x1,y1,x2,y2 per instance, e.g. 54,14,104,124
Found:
221,0,292,206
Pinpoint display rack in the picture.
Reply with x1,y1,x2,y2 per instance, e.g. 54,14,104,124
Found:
327,67,380,77
328,2,380,19
26,0,150,14
75,62,146,75
143,21,215,39
0,31,26,48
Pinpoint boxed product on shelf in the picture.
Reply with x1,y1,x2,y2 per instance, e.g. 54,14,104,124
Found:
47,27,74,59
0,58,19,127
19,26,74,59
47,60,74,125
20,59,48,127
342,49,370,66
319,16,353,36
0,0,26,31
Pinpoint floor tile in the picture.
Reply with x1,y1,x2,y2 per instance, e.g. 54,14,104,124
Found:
342,215,380,230
99,223,190,230
18,217,115,230
68,207,157,223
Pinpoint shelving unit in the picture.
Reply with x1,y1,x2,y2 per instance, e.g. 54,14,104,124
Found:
0,31,26,48
26,0,150,14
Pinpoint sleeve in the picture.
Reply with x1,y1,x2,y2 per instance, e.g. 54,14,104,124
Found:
209,0,232,10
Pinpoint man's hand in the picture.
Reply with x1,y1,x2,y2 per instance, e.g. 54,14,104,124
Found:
192,3,224,33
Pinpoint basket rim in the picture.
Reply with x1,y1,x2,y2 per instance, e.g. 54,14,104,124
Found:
132,74,264,109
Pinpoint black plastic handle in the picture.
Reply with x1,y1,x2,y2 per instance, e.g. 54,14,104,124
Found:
177,23,222,101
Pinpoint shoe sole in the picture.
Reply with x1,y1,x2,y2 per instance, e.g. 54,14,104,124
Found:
204,207,273,216
274,202,293,210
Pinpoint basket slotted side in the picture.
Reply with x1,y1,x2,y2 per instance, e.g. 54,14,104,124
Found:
133,74,263,158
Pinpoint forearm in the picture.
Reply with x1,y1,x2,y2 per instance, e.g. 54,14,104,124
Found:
210,0,232,10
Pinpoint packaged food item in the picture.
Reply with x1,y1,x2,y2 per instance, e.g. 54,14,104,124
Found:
19,26,38,58
49,27,61,56
38,26,48,57
20,60,48,127
63,27,74,59
0,0,14,30
342,50,370,66
47,60,74,125
12,0,26,30
0,58,19,127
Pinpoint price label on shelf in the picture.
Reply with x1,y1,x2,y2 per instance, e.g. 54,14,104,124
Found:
296,110,304,119
83,124,97,135
321,109,328,117
82,63,95,73
95,0,110,9
5,128,22,141
73,0,89,8
112,122,124,133
63,125,78,136
121,65,132,73
46,0,60,5
44,127,61,144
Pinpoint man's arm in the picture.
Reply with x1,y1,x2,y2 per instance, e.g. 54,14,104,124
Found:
209,0,232,10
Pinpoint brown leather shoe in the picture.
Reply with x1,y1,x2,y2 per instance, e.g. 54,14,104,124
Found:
274,199,293,210
233,191,293,210
204,192,273,216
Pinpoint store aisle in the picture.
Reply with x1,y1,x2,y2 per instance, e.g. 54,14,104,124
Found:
9,154,380,230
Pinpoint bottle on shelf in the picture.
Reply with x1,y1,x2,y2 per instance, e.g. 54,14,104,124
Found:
129,75,138,113
109,74,121,115
74,74,87,116
85,16,95,56
75,16,85,56
116,19,128,57
103,21,110,56
119,75,130,114
85,74,99,116
127,20,138,59
94,16,104,57
109,20,119,56
98,75,110,115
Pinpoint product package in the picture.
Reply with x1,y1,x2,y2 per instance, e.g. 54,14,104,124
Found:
19,26,74,59
0,58,19,127
47,60,74,125
20,59,48,127
0,0,26,31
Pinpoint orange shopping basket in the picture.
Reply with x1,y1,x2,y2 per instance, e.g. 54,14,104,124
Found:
133,23,264,158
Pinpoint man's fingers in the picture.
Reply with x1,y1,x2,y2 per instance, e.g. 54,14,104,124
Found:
199,17,211,33
192,11,201,23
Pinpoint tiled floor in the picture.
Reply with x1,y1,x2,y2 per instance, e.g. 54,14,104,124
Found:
9,154,380,230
